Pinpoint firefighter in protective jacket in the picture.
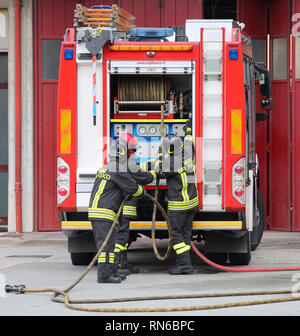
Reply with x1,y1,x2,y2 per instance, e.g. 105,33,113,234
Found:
160,120,199,274
88,133,146,283
114,157,157,274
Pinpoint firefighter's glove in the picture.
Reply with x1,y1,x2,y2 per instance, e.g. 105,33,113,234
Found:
183,119,192,136
154,147,164,174
141,187,147,197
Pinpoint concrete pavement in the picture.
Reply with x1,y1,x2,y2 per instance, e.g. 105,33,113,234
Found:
0,230,300,317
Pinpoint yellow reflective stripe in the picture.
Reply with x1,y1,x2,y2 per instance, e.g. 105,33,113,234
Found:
176,245,190,254
88,208,117,221
150,170,157,180
98,252,106,263
140,162,147,171
168,196,198,205
114,243,126,251
132,185,143,197
123,205,137,216
92,180,107,208
184,134,193,142
123,206,136,210
180,172,189,202
123,212,137,216
109,253,114,263
173,242,185,250
168,197,199,211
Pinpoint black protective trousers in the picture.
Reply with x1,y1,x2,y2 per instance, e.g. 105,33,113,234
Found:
115,196,139,248
168,209,196,247
91,219,117,279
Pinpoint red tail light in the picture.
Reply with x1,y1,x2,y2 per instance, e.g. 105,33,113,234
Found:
58,188,68,197
232,158,245,205
57,157,70,204
234,165,244,174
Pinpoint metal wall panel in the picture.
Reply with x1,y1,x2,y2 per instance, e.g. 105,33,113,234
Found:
269,0,291,231
292,0,300,231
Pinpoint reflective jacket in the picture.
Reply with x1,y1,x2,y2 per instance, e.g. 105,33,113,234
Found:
161,135,199,211
122,161,157,218
88,158,147,222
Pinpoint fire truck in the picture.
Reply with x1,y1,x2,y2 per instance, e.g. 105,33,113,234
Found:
57,5,272,266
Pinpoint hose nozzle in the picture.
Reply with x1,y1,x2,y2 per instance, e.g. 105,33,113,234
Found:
5,284,26,294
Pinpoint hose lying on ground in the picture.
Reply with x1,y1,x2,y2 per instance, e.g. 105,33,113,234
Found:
5,193,300,313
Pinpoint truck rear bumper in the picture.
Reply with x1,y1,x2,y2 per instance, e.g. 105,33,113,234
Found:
61,220,243,231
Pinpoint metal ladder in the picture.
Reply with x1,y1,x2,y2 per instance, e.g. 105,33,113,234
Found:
201,27,225,211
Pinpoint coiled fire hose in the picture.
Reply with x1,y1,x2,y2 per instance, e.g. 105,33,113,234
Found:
5,192,300,313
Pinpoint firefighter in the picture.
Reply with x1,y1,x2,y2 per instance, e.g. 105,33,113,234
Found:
88,133,146,283
114,158,157,275
160,120,199,275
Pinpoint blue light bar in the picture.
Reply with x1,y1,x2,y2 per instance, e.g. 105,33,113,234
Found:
130,27,174,38
64,48,73,60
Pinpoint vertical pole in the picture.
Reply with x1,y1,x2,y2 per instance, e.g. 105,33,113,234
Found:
15,0,22,234
92,54,97,125
221,27,225,209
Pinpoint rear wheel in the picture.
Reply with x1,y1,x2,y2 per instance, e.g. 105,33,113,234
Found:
70,252,95,266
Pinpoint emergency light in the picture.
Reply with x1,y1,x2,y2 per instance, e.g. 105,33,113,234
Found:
229,48,238,60
130,27,174,38
64,48,74,60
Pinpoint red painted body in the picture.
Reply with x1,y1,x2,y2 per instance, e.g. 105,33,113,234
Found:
57,29,249,213
56,29,77,210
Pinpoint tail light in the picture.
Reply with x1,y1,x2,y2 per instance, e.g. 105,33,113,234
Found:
232,157,245,204
57,157,70,204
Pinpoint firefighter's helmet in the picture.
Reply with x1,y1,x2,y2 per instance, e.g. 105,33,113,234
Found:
162,134,183,156
109,133,138,160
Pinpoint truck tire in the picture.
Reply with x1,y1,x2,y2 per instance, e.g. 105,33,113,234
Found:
250,189,265,251
70,252,95,266
229,232,251,265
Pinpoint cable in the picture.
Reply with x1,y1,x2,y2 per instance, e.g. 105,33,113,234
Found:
190,241,300,272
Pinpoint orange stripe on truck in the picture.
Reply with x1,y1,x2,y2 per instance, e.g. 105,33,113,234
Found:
231,109,242,154
60,109,71,154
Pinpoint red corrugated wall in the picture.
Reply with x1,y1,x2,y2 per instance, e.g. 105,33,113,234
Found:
33,0,203,231
237,0,269,228
238,0,297,231
292,0,300,231
268,0,291,231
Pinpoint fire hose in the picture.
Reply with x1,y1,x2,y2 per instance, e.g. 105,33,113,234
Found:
5,108,300,311
5,192,300,313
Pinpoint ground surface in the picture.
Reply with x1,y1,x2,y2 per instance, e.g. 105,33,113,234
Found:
1,230,300,319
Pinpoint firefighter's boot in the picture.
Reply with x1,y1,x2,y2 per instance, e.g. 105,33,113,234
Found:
168,251,194,275
119,250,140,274
115,251,131,276
97,263,122,283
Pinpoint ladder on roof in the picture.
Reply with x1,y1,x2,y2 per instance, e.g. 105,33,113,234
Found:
200,27,225,211
74,4,135,31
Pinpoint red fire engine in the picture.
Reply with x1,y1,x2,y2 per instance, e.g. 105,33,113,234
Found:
56,5,272,266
